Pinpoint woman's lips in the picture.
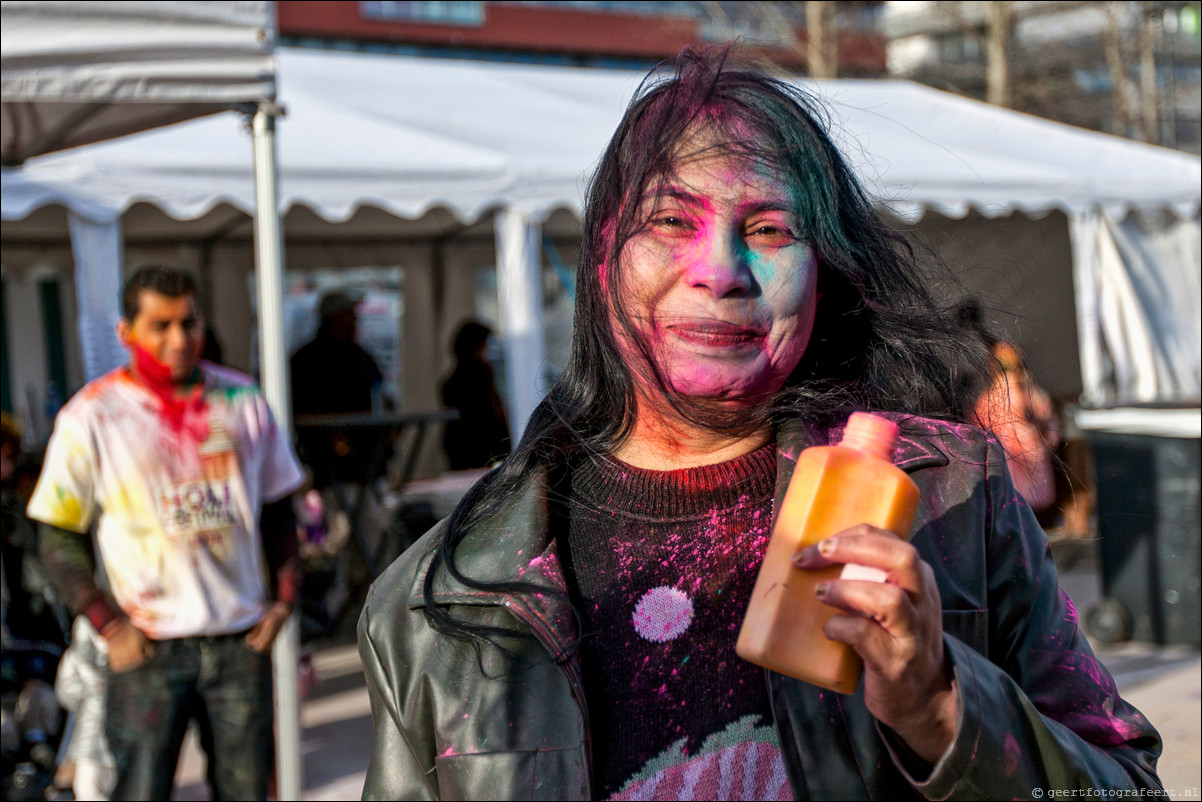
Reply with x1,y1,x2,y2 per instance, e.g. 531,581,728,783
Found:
667,321,766,348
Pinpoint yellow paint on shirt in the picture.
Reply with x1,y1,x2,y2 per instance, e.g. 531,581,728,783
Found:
52,485,85,528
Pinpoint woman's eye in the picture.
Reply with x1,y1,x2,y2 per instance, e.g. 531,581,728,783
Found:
649,213,692,233
746,222,795,245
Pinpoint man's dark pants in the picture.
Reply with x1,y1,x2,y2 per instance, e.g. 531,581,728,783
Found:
106,631,273,801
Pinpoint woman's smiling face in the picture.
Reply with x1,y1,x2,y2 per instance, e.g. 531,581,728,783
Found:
615,142,819,407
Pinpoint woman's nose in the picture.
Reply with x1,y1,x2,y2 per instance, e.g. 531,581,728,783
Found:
686,228,753,298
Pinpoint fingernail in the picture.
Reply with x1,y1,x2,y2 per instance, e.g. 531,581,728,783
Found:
793,546,818,565
815,582,830,597
818,539,835,556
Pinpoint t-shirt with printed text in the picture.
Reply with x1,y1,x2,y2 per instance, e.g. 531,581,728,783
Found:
27,362,304,639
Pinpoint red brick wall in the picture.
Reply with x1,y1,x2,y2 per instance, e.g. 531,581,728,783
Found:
275,2,886,74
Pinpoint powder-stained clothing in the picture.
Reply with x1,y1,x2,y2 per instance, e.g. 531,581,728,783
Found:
27,363,304,639
358,414,1162,800
567,445,788,800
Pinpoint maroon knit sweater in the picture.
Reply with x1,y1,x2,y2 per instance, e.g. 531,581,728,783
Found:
565,443,793,801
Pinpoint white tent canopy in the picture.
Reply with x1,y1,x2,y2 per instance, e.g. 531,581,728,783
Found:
5,47,1201,420
7,47,1200,223
2,0,284,388
1,0,275,165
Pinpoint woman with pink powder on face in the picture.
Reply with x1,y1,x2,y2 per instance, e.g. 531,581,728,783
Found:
358,49,1161,801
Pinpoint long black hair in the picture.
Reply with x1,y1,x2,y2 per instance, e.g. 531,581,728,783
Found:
422,47,987,656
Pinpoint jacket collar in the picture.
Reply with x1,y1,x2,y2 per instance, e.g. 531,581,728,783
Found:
406,465,554,606
405,464,581,660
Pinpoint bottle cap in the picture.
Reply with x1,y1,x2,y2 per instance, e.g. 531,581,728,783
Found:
839,412,899,462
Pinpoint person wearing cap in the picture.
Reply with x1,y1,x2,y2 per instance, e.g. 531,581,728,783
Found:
290,289,384,418
290,289,389,490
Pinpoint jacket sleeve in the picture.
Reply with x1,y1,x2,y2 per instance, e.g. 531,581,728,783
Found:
903,438,1162,799
358,554,441,801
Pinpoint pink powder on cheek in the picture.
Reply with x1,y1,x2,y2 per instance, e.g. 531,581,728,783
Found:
597,217,623,296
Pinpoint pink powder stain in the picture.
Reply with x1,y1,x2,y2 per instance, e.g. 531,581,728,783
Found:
516,549,567,592
1062,591,1079,627
633,586,695,642
1038,647,1151,746
1003,733,1020,776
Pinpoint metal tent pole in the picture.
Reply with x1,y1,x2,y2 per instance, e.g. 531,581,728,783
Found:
251,102,303,802
494,206,546,442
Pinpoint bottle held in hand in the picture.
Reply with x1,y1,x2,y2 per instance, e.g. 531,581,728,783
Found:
736,412,920,693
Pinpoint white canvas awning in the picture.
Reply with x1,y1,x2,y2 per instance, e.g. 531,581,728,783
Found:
6,47,1200,224
2,0,283,383
1,0,275,165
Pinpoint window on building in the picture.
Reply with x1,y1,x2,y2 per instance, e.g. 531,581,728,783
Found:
937,32,981,64
360,1,485,26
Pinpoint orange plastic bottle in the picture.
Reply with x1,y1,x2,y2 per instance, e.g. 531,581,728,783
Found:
736,412,920,694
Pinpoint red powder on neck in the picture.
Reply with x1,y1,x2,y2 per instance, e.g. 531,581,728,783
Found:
129,345,209,442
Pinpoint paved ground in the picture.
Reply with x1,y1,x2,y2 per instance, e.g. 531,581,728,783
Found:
173,539,1200,800
1057,542,1201,800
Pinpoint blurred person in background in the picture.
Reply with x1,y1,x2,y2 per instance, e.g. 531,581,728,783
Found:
954,299,1060,515
27,266,304,801
291,289,384,417
291,289,388,489
2,411,67,649
440,320,511,470
2,413,66,793
358,49,1160,800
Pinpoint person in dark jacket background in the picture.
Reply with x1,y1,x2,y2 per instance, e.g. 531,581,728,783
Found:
440,321,511,470
291,289,383,417
358,48,1161,800
291,289,386,487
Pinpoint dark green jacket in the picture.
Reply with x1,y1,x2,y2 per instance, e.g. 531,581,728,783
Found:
359,415,1162,800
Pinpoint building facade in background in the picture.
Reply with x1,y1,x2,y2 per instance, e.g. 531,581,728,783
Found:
275,1,889,75
882,1,1202,154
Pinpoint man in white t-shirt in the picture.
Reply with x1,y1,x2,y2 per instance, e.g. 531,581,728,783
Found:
28,266,305,801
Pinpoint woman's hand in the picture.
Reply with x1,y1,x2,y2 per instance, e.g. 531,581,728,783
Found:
793,525,957,764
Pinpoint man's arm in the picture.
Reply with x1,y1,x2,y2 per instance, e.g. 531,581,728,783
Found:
39,523,152,671
245,495,299,653
38,522,117,632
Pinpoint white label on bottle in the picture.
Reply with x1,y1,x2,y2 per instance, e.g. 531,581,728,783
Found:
839,563,888,583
